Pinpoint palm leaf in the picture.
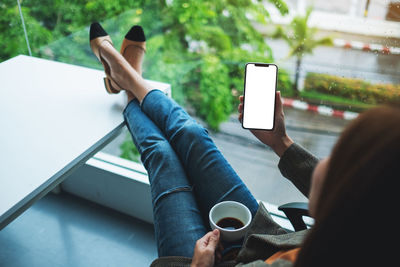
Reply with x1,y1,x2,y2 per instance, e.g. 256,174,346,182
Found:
270,6,333,92
267,0,289,15
272,25,294,46
279,7,332,58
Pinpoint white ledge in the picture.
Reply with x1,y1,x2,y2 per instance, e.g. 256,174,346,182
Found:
62,152,313,231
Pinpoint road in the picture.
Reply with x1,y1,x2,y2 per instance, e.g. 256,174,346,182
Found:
101,107,349,206
267,39,400,86
208,107,348,206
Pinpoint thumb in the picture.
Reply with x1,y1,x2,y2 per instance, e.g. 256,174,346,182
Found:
207,229,220,249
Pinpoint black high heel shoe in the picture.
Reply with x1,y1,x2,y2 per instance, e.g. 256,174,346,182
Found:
89,22,123,94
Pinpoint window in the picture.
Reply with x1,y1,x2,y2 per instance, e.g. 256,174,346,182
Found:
2,0,399,206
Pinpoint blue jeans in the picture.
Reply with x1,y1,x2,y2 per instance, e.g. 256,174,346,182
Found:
123,90,259,258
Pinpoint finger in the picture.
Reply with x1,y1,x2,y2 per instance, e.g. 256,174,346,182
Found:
207,229,220,249
238,113,243,123
239,95,244,103
238,103,243,113
275,91,283,114
197,231,213,248
203,231,214,242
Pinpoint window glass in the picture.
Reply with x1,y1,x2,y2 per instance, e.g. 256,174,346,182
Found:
0,1,30,62
2,0,399,205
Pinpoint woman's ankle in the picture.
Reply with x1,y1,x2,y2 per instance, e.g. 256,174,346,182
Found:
99,41,151,101
132,76,153,102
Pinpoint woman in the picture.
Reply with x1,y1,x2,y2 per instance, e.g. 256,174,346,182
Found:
293,103,399,267
89,23,400,266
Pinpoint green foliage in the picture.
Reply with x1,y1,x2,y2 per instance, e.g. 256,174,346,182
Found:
120,133,140,162
304,72,400,105
267,0,289,15
140,0,291,129
0,2,52,61
299,90,376,111
198,55,231,130
1,0,291,131
277,68,295,97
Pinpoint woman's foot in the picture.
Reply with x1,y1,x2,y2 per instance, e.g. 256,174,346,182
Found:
89,22,152,101
90,22,123,94
121,25,147,102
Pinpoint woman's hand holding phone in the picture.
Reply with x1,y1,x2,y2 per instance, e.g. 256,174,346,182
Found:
238,91,293,157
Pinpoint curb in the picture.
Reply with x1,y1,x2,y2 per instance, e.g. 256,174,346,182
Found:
282,97,359,120
333,39,400,55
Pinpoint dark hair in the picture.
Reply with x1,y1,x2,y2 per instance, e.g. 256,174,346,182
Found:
294,105,400,267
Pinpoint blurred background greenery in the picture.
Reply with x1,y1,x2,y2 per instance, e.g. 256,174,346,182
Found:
1,0,293,131
4,0,397,163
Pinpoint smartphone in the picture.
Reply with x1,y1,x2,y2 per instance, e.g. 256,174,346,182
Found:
242,63,278,130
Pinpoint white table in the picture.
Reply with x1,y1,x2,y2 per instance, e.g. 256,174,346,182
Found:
0,55,170,229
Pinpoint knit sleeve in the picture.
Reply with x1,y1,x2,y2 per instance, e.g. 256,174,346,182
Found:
278,143,319,197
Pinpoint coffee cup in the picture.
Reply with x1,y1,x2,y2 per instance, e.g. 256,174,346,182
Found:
209,201,252,242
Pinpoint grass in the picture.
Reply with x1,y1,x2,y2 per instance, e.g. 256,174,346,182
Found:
299,90,376,111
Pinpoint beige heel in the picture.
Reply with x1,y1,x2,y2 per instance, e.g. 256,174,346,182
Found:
90,36,123,94
103,78,120,94
120,39,146,75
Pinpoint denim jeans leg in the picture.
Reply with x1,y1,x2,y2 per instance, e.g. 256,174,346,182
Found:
124,99,207,257
141,90,259,222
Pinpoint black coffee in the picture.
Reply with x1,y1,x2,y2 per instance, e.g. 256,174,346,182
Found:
216,217,244,230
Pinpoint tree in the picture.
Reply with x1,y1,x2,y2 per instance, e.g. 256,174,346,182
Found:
131,0,292,130
1,0,292,131
272,7,333,94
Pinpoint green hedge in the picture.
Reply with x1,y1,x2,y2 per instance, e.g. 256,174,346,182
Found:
304,73,400,105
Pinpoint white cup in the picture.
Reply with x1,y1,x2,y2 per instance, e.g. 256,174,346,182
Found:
209,201,252,242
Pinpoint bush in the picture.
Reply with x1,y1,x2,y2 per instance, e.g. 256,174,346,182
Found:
189,55,231,130
5,0,291,131
277,68,295,97
304,73,400,105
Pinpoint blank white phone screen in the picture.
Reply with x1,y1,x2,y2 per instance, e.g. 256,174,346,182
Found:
243,64,277,130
